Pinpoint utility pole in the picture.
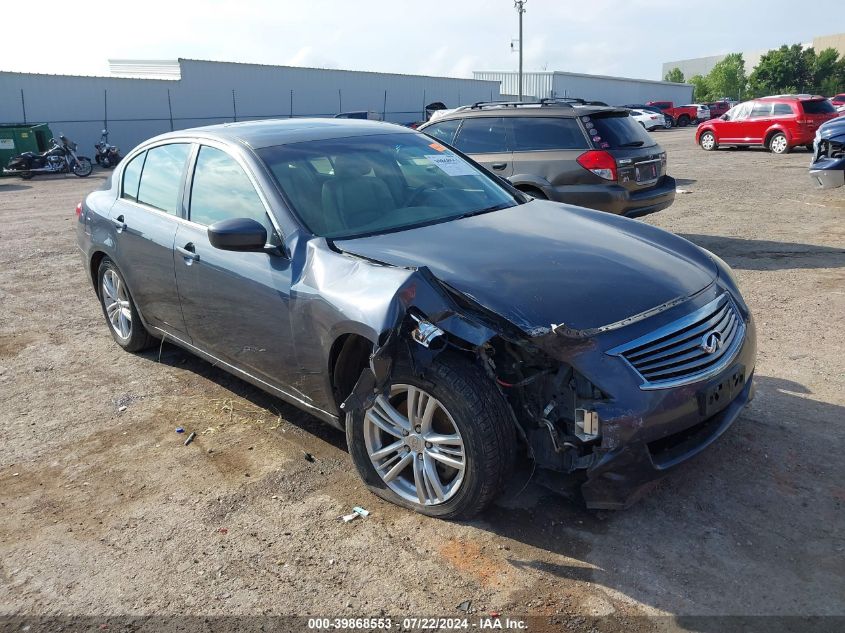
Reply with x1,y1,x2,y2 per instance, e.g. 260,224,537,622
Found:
515,0,527,101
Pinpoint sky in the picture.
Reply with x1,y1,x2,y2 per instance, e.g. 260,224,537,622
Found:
2,0,832,80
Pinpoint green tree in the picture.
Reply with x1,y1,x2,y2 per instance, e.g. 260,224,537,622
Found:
749,44,814,96
688,75,711,102
706,53,747,101
812,47,845,95
664,67,685,83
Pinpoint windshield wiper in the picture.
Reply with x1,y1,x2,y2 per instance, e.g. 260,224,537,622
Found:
618,140,645,147
453,203,513,221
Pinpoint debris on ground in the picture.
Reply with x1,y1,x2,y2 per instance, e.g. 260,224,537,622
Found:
303,451,315,462
175,426,185,434
184,432,196,446
352,506,369,517
676,188,692,194
217,528,228,535
456,600,472,612
118,405,127,412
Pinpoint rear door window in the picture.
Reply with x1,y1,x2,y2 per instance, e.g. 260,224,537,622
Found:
750,102,773,118
511,117,589,151
423,119,461,145
801,100,836,115
453,117,511,153
772,103,794,116
137,143,191,215
585,113,655,149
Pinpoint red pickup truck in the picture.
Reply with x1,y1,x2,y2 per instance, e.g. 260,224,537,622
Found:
646,101,699,127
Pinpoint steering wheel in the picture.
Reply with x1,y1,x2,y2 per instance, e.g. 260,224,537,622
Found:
406,184,444,207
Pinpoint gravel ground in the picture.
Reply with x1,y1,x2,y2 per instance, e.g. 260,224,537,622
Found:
1,128,843,631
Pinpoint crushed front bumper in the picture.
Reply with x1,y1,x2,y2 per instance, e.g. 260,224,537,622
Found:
809,156,845,189
580,372,755,510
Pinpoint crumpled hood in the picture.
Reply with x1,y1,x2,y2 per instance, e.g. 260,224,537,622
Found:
335,201,716,334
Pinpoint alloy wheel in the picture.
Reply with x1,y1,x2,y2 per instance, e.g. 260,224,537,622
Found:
102,269,132,340
364,384,465,507
770,135,788,154
701,133,716,150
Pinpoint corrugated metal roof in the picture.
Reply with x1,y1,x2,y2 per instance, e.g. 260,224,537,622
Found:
109,60,182,80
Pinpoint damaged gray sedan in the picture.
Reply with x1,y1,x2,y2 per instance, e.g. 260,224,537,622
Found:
77,119,757,518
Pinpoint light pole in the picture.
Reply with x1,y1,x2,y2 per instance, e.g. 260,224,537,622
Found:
514,1,527,101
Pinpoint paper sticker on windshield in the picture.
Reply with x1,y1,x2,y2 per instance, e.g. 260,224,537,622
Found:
428,141,447,152
424,154,477,177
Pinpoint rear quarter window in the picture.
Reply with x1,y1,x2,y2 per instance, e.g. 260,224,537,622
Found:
121,151,145,201
801,100,836,115
511,117,589,151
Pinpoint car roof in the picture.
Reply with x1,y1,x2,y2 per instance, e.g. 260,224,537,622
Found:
422,103,625,124
758,94,827,102
138,118,415,150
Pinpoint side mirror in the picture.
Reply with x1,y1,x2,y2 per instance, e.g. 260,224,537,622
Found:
207,217,267,252
720,114,729,121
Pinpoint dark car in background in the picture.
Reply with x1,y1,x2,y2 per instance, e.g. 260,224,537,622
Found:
77,118,755,518
810,116,845,189
419,100,676,217
696,95,837,154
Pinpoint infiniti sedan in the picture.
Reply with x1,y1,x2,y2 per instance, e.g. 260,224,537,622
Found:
77,119,756,518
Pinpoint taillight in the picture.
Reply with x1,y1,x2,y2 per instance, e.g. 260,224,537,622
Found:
577,150,617,181
75,202,83,219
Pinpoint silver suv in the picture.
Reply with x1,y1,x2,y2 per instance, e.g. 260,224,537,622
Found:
419,100,676,217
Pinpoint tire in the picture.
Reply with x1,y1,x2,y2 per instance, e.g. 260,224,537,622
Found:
677,115,690,128
20,172,33,180
768,133,790,154
699,131,717,151
805,144,815,152
97,258,156,352
73,157,93,177
664,118,673,129
520,186,547,200
346,353,516,519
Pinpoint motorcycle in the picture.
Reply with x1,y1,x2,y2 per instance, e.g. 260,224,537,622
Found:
3,135,93,179
94,129,122,168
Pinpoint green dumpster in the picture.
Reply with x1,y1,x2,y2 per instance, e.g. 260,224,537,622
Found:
0,123,54,176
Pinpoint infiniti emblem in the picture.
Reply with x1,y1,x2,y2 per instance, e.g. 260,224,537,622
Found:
701,331,722,354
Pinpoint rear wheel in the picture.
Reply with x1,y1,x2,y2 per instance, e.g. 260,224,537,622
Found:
20,171,33,180
677,115,690,127
519,186,547,200
97,259,156,352
699,131,717,151
805,144,815,152
663,117,673,129
769,133,789,154
346,353,516,519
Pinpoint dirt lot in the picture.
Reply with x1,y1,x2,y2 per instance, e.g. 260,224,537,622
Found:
1,128,844,631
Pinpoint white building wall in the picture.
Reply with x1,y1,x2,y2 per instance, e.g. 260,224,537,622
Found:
473,70,693,105
0,60,501,153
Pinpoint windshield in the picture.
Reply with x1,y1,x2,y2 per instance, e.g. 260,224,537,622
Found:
583,112,656,149
257,133,518,239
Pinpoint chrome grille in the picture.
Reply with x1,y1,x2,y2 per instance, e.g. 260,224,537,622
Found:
608,294,745,389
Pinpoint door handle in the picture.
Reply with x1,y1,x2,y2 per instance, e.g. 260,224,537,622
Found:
177,243,200,262
111,215,126,231
491,162,507,170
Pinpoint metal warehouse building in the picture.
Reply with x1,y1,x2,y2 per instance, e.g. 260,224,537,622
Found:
473,70,693,105
0,59,502,153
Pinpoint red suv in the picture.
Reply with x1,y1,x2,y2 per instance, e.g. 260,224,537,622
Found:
695,95,838,154
831,94,845,106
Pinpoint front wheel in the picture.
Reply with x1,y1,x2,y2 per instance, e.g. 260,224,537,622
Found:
699,131,718,151
73,157,93,177
97,259,156,352
347,353,516,519
769,133,790,154
20,171,33,180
